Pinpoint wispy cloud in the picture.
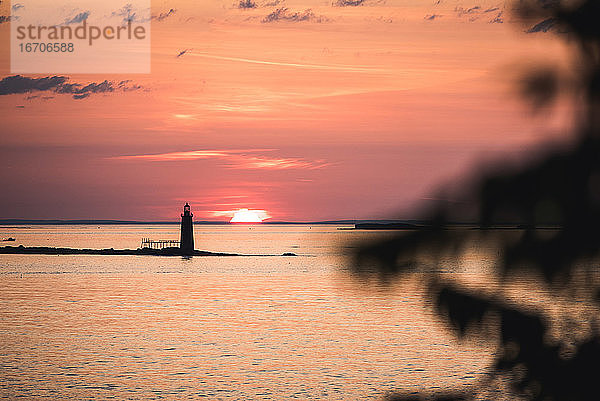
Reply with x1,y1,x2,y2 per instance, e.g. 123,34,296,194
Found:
176,49,191,58
490,11,503,24
262,8,328,23
110,4,150,24
189,52,385,73
455,6,481,17
453,5,506,23
237,0,283,9
153,8,176,22
238,0,257,9
527,18,557,33
113,149,258,161
424,14,442,21
109,5,170,24
233,155,328,169
333,0,365,7
111,149,330,170
64,11,90,25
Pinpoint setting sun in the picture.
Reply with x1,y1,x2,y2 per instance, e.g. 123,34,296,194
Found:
230,209,269,223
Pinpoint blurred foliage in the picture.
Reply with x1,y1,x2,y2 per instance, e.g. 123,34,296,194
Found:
354,1,600,400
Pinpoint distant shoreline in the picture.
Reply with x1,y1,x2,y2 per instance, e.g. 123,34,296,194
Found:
0,220,561,229
0,245,236,256
0,219,418,226
0,245,298,257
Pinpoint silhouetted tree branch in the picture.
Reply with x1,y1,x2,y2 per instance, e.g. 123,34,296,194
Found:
354,1,600,399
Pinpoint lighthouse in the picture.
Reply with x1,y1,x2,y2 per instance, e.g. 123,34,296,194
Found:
180,203,194,255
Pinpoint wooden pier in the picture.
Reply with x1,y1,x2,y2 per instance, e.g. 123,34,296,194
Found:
140,238,180,249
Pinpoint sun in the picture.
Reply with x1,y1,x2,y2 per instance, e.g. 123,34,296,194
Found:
230,209,268,223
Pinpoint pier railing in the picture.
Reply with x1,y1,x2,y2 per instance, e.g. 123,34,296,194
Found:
140,238,180,249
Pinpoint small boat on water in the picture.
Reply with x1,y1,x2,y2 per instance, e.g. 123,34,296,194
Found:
2,237,16,241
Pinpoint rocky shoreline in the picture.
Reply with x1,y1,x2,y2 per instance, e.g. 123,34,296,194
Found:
0,245,238,256
0,245,297,257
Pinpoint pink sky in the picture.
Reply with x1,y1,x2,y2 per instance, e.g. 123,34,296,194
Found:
0,0,574,221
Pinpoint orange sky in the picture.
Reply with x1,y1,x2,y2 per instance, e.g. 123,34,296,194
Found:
0,0,574,221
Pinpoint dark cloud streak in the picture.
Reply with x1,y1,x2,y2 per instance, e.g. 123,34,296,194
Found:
453,5,507,22
333,0,365,6
262,7,328,23
111,4,149,24
238,0,257,9
490,11,503,24
0,75,142,100
527,17,557,33
64,11,90,25
176,49,191,58
153,8,176,22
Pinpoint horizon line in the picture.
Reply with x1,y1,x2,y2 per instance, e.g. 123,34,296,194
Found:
0,218,416,225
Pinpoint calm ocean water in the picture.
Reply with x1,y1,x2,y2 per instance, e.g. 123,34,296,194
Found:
1,225,496,400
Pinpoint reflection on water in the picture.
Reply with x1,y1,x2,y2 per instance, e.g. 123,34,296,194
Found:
1,225,493,399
